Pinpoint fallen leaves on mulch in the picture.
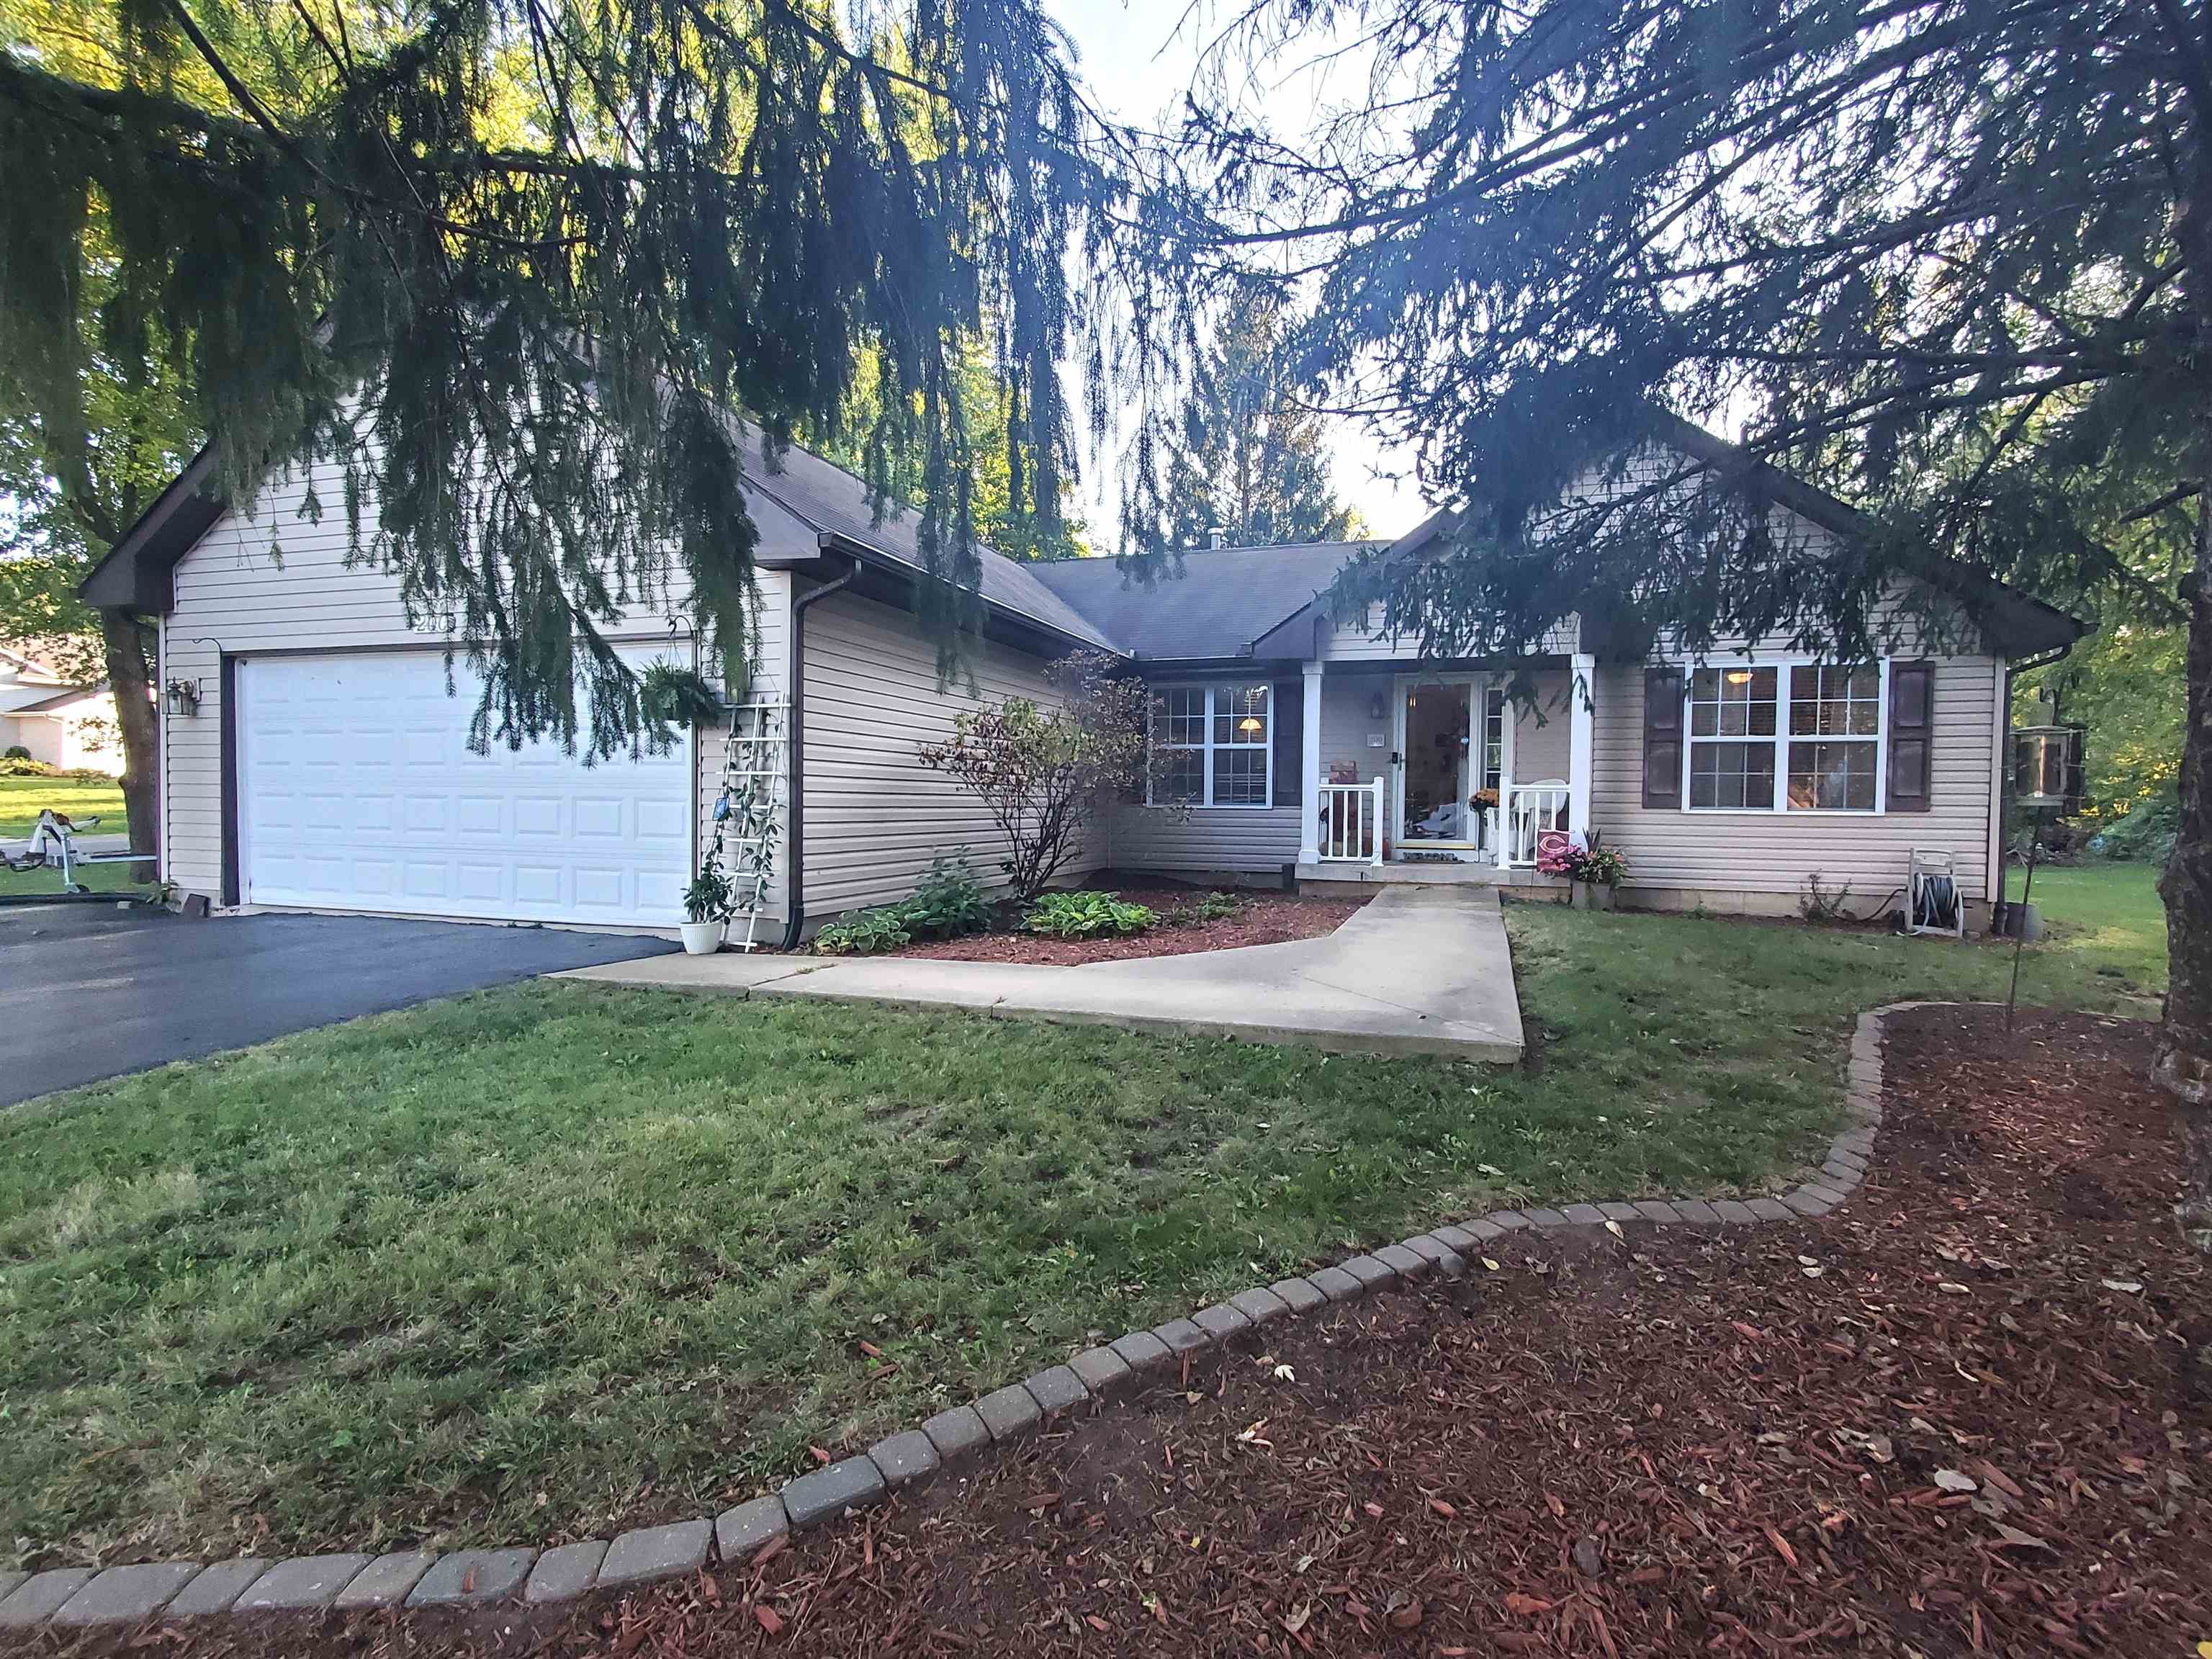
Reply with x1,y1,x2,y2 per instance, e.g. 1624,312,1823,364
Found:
46,1008,2211,1659
889,886,1367,966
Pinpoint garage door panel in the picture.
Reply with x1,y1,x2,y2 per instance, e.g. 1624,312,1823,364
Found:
575,796,624,839
240,648,690,927
516,865,562,904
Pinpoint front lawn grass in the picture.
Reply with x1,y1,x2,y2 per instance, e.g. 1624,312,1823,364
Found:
0,859,160,899
0,881,2166,1565
2013,860,2168,1003
0,773,125,838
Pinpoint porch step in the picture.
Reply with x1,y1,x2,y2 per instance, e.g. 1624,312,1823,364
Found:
1295,862,1562,888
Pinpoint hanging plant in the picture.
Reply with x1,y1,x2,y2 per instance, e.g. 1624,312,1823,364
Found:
639,662,726,742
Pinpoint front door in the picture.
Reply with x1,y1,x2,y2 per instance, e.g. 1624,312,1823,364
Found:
1395,677,1483,856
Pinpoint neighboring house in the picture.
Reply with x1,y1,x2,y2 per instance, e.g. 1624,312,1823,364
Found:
82,423,2082,938
0,644,122,774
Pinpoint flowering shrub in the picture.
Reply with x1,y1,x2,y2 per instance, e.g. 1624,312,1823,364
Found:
917,650,1151,902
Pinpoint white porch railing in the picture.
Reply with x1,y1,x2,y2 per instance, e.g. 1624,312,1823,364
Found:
1504,782,1571,867
1318,778,1386,865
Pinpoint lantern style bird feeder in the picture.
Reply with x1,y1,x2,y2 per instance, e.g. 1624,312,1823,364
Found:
2002,722,2087,1027
2010,724,2086,813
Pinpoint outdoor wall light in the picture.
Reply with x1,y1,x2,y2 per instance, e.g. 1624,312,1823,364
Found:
1368,692,1387,719
163,678,202,717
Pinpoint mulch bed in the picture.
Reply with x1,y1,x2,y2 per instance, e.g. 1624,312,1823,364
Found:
45,1007,2211,1658
887,886,1368,966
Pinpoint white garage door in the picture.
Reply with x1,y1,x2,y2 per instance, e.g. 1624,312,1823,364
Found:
238,647,691,927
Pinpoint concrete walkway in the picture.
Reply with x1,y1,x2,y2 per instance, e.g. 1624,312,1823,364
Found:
562,886,1524,1061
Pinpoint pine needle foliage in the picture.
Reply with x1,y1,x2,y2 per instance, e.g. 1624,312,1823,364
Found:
0,0,1181,751
1158,284,1362,552
1191,0,2212,1218
1188,0,2198,660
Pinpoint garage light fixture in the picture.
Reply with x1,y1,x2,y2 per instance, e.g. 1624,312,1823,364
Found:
163,678,202,717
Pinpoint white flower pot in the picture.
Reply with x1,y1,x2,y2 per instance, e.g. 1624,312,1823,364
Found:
680,919,724,955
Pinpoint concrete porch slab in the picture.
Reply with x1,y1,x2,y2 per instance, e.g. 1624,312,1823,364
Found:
1295,860,1562,888
563,886,1523,1062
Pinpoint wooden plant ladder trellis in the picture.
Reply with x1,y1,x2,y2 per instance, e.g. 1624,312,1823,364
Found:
708,698,788,952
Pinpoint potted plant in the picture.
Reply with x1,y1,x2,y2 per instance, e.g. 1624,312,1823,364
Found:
1544,830,1627,910
1470,785,1500,848
681,855,732,954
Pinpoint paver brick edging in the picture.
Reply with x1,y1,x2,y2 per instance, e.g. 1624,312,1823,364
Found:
0,1002,1928,1636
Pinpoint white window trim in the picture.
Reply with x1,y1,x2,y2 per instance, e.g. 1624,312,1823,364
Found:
1146,681,1274,809
1678,656,1890,815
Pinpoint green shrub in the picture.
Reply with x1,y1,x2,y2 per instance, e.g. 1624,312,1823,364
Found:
1024,890,1156,938
4,745,30,760
811,858,994,955
901,855,992,939
2090,793,2178,863
812,907,914,956
1190,889,1242,922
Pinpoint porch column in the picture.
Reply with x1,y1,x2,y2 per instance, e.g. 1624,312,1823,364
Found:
1298,660,1324,865
1496,690,1516,869
1568,651,1596,842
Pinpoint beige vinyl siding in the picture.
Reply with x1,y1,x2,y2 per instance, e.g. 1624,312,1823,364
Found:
160,458,790,914
1320,605,1419,662
799,590,1102,915
1511,685,1573,784
1105,804,1302,874
1587,655,2001,906
1317,674,1392,836
1320,607,1579,662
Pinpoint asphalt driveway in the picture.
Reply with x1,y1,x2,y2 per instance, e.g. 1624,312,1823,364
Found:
0,904,675,1106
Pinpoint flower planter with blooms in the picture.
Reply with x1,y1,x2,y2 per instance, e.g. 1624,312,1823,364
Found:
1539,830,1627,911
1470,786,1501,847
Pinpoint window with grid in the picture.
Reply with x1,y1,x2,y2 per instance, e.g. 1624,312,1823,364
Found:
1680,662,1887,811
1786,665,1880,810
1482,688,1505,791
1151,687,1207,804
1149,683,1272,806
1687,666,1777,808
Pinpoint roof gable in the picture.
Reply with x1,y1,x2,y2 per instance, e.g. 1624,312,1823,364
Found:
83,413,2085,665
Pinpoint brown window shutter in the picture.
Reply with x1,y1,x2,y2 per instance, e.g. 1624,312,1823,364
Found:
1887,660,1934,811
1642,666,1683,809
1272,680,1302,806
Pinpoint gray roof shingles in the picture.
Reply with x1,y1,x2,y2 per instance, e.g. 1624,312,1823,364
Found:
736,437,1123,652
1026,541,1380,661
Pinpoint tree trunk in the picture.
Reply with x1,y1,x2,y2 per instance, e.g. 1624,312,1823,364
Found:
99,608,158,882
2166,163,2212,1254
2164,546,2212,1254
